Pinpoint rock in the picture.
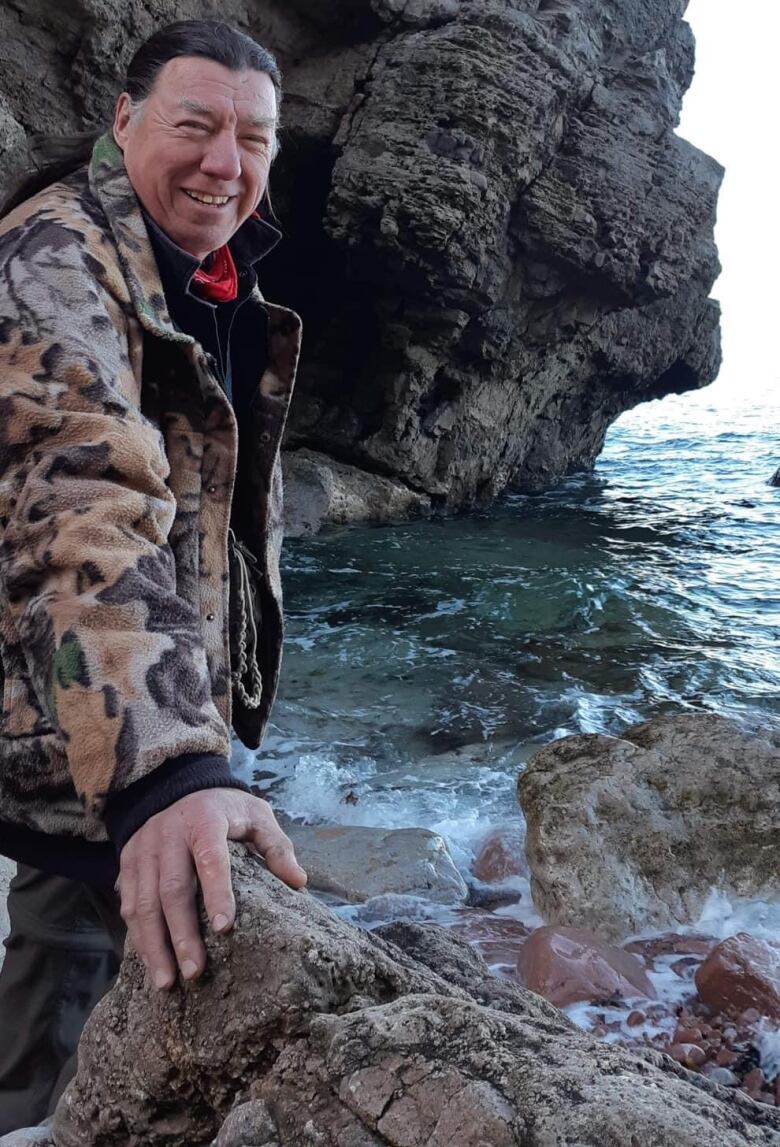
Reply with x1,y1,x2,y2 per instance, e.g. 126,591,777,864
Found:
472,822,528,883
518,714,780,940
0,854,14,972
624,932,719,964
695,934,780,1021
0,1125,54,1146
282,448,431,536
447,907,530,969
51,847,780,1146
284,823,468,904
211,1100,279,1147
0,3,721,525
516,924,656,1008
769,467,780,488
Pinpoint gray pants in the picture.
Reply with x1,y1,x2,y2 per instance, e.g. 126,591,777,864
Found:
0,865,124,1135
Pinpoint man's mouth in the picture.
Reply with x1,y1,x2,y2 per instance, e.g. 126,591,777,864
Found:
183,189,233,207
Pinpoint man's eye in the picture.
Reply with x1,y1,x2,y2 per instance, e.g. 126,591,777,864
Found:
243,136,272,149
180,121,209,131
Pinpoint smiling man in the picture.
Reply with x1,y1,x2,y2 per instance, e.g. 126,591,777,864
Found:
0,21,306,1133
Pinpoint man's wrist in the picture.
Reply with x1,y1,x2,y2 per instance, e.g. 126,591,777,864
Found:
105,753,249,853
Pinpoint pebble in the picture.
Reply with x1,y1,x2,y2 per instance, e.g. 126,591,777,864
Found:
716,1048,738,1067
674,1026,703,1045
626,1010,646,1027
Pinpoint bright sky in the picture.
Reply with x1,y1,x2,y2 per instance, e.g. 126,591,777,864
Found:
677,0,779,396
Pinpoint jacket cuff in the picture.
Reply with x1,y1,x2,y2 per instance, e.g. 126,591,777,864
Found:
104,753,250,854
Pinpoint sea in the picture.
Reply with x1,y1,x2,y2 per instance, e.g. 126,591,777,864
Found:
233,377,779,1053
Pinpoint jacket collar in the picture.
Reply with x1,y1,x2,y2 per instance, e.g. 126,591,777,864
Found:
87,131,282,338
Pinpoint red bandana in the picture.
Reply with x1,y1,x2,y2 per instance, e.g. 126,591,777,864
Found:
192,244,239,303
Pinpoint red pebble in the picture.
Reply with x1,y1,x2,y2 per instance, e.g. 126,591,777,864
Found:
627,1010,646,1027
669,1043,707,1069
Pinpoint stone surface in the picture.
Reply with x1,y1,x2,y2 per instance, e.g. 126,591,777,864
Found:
472,822,528,883
516,924,656,1007
1,1,722,524
0,1125,54,1146
285,823,468,904
518,714,780,940
51,847,780,1146
282,448,431,535
696,934,780,1022
0,854,14,973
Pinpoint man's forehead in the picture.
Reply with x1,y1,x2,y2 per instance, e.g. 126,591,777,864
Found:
155,57,277,121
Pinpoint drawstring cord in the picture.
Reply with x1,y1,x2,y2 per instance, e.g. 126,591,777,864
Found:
228,528,264,709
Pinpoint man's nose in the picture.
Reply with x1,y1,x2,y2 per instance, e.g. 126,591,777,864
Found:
200,131,241,182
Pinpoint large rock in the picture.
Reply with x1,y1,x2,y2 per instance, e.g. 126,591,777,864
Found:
51,846,780,1146
518,714,780,941
695,934,780,1022
285,823,468,904
516,924,656,1007
282,448,431,536
0,1,722,524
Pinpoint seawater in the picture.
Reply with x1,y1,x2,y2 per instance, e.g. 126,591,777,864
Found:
232,379,779,1045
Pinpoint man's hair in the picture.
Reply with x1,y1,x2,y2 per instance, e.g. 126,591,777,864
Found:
1,19,282,218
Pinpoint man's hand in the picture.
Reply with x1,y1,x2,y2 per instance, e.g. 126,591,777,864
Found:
117,788,306,990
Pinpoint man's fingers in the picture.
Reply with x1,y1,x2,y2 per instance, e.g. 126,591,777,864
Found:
235,818,307,890
190,817,236,934
158,840,205,981
121,855,176,990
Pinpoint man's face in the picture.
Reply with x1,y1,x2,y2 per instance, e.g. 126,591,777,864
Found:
113,56,277,260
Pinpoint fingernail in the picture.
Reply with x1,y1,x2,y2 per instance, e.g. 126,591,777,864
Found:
153,969,170,990
181,960,198,980
212,913,229,933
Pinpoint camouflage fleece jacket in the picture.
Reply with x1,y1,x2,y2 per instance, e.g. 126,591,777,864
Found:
0,134,301,864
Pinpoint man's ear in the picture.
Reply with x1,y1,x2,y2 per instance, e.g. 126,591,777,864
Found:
112,93,133,150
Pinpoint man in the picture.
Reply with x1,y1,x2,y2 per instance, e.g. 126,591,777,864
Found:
0,19,306,1132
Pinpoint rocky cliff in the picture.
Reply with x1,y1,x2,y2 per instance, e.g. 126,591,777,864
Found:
0,0,723,522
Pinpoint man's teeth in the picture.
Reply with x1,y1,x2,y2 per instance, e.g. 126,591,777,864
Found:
184,190,230,205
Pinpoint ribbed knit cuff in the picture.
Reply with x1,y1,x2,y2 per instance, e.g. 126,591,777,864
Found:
104,753,250,854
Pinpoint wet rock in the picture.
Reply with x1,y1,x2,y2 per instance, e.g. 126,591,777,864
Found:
472,823,527,883
447,907,530,969
515,925,656,1008
1,2,721,522
669,1043,707,1069
624,932,718,964
52,847,780,1146
519,714,780,939
285,823,468,904
282,449,431,536
768,467,780,488
695,934,780,1021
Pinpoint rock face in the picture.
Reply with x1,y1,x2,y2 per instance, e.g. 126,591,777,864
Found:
518,714,780,940
696,934,780,1022
516,924,656,1007
284,823,468,903
472,822,528,884
0,1,722,523
51,847,780,1146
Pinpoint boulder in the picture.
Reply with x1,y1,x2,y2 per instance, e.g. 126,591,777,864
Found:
516,925,656,1007
518,714,780,940
284,823,468,904
282,448,431,536
695,934,780,1021
51,847,780,1147
472,822,528,883
1,1,722,523
769,467,780,488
